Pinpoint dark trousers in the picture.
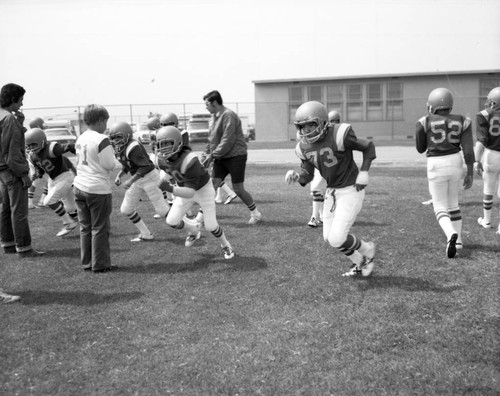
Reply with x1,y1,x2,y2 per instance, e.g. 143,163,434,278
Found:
0,169,32,251
73,186,112,270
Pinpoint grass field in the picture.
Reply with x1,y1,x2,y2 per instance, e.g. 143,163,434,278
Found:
1,164,499,395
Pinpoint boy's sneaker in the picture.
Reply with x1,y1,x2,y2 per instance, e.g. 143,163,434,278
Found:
446,233,458,259
307,217,323,228
56,221,78,237
224,195,237,205
221,245,234,259
360,242,375,276
477,217,491,229
185,231,201,247
153,213,161,219
0,290,20,303
131,234,154,242
342,264,361,277
248,212,262,225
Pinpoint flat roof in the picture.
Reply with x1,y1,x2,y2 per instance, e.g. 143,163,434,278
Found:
252,69,500,84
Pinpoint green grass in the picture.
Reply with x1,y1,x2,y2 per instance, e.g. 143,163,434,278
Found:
2,165,499,395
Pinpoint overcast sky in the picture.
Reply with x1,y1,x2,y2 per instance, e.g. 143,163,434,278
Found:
1,0,499,110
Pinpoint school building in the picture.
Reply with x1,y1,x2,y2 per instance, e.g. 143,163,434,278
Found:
252,69,500,141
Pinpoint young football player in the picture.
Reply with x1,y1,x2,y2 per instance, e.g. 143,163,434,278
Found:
25,128,79,237
416,88,474,256
155,125,234,259
27,117,49,208
109,121,170,242
306,110,342,228
474,86,500,236
286,101,376,277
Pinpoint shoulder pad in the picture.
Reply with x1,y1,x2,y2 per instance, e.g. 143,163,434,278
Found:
48,142,58,158
335,123,351,152
125,140,140,158
417,116,427,130
479,109,489,118
294,142,305,160
180,152,199,174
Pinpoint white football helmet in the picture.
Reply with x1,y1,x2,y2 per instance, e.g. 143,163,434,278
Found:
328,110,341,124
25,128,47,154
294,101,329,144
160,112,179,127
427,88,453,114
109,121,134,153
155,126,183,159
485,87,500,110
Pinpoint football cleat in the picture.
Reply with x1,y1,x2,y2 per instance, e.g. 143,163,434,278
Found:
185,231,201,247
248,212,262,225
477,217,492,229
131,234,154,242
221,245,234,260
307,216,323,228
56,221,78,237
0,290,21,304
446,233,458,259
360,241,376,276
224,195,237,205
342,264,361,277
496,227,500,236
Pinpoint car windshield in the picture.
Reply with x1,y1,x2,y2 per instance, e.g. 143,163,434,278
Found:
45,129,72,136
188,122,209,131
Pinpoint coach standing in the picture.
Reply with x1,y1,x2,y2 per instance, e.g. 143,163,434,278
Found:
0,83,45,258
201,90,262,225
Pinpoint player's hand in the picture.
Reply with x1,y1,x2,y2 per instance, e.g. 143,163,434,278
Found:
202,154,213,168
15,111,25,125
355,171,369,191
21,175,32,189
474,162,483,176
463,174,473,190
285,170,299,185
115,176,121,186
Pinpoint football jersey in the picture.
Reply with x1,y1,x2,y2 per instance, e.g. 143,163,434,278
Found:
476,108,500,151
416,113,474,163
28,142,73,180
159,148,210,191
295,123,375,189
115,140,155,177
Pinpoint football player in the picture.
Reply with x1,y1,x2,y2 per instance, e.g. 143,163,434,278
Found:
27,117,49,208
155,125,234,259
109,121,170,242
416,88,474,257
25,128,79,237
474,86,500,236
146,116,161,147
286,101,376,277
306,110,342,228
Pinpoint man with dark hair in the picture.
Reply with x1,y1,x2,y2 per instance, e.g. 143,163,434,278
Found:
201,90,262,225
0,83,45,258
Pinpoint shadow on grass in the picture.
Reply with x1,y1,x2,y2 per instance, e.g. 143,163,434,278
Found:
19,290,143,305
121,255,268,274
465,243,500,253
355,275,464,293
353,221,390,227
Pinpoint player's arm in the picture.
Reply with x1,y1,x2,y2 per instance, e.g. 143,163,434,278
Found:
460,117,474,189
415,118,428,154
345,128,376,190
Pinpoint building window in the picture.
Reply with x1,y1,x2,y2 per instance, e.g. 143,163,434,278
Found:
308,86,323,102
347,84,363,121
289,86,304,123
479,78,499,109
367,83,383,121
327,85,343,118
386,82,403,120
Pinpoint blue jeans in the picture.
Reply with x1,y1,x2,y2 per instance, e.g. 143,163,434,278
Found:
0,169,32,252
73,186,112,270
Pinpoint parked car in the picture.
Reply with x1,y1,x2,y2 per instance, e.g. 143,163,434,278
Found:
133,124,151,145
187,119,210,143
44,128,77,146
244,124,256,142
